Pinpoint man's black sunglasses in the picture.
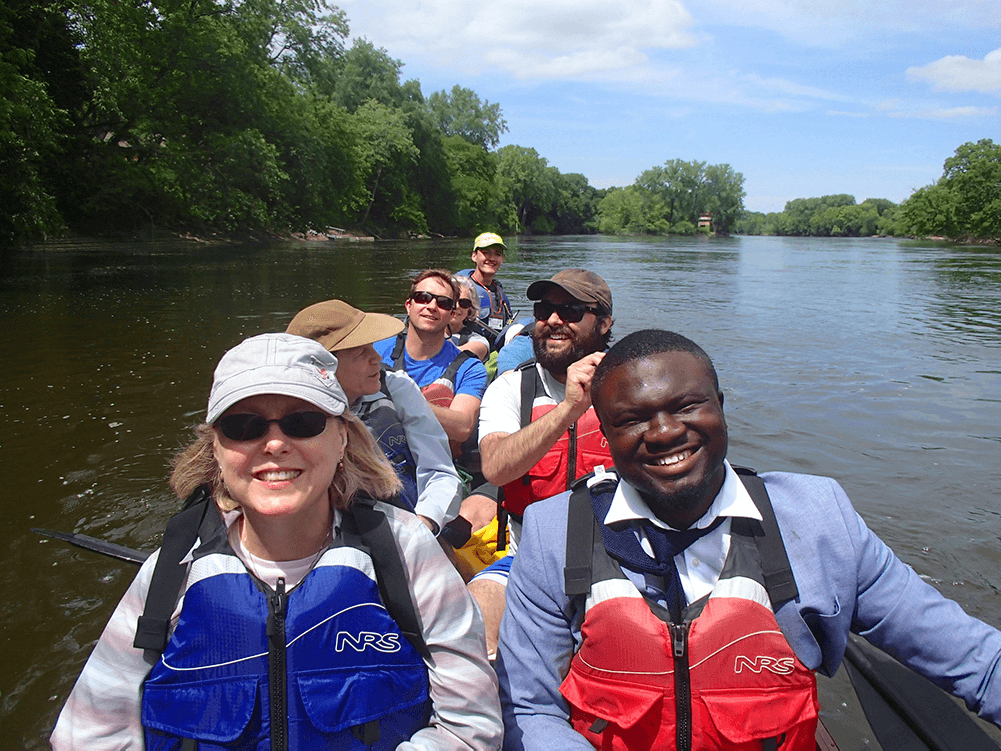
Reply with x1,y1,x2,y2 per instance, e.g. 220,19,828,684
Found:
533,300,602,323
410,290,457,311
216,411,330,441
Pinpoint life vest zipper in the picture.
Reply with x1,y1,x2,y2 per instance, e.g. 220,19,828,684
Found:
671,621,692,751
267,577,288,751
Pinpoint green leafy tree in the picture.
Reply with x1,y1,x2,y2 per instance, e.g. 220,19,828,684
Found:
325,38,406,112
495,145,555,232
702,163,745,235
896,183,961,238
442,134,499,234
941,138,1001,238
350,99,421,230
427,85,507,149
0,1,69,244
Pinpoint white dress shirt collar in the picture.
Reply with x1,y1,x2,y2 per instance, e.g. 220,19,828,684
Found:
603,459,762,530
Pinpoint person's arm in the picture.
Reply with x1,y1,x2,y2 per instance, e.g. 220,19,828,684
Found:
51,552,164,749
429,357,488,444
386,371,463,529
496,495,592,749
457,335,489,361
390,509,503,750
771,472,1001,724
430,394,481,444
480,353,604,487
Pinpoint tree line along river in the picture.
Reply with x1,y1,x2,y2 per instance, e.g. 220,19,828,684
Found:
1,234,998,746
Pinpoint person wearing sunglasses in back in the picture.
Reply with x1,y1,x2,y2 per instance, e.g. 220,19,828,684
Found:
466,269,616,657
374,270,488,453
449,275,493,361
51,333,502,750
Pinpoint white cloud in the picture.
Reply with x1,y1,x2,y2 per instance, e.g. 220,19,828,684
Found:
888,105,998,119
906,49,1001,94
342,0,698,79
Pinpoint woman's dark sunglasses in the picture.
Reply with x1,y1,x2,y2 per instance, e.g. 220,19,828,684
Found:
457,298,474,309
533,300,601,323
216,411,329,441
410,290,456,310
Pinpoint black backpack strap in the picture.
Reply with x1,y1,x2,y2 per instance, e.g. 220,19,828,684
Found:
518,359,539,430
349,500,432,661
733,467,800,607
133,485,213,653
563,475,598,597
390,329,407,370
494,360,540,550
442,350,474,386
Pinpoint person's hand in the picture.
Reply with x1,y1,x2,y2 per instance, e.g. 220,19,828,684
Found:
418,515,439,536
564,351,605,421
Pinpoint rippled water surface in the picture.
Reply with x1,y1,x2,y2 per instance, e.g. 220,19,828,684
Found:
1,235,999,745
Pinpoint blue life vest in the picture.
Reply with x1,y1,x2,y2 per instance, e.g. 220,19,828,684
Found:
139,503,432,750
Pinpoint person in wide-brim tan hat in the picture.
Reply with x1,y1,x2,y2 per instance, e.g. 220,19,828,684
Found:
287,299,463,540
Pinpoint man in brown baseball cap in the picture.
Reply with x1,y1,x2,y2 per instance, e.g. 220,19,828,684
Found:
469,269,615,656
287,299,462,536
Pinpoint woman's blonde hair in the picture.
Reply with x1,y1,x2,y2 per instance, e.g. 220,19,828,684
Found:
170,411,402,512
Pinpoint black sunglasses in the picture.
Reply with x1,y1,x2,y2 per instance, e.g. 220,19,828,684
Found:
534,300,601,324
216,411,329,441
410,290,456,311
457,298,474,309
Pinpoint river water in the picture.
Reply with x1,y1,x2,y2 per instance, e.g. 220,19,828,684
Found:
1,234,999,746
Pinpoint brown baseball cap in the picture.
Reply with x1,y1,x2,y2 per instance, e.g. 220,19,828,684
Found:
527,269,612,315
286,299,404,352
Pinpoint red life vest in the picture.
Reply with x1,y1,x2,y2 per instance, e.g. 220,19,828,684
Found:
560,475,819,750
501,363,612,516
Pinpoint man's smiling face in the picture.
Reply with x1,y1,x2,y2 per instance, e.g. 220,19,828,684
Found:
594,350,728,529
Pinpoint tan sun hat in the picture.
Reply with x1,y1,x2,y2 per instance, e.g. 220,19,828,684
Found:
286,299,404,352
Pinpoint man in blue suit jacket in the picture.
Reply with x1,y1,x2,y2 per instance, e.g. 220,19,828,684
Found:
497,329,1001,749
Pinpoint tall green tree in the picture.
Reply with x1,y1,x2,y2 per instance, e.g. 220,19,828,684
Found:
427,85,507,149
495,145,555,232
941,138,1001,238
0,0,72,244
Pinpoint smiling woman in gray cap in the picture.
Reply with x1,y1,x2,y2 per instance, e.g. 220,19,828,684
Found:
52,333,502,750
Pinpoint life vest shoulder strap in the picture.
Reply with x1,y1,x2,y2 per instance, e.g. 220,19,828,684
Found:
441,349,475,387
563,468,799,610
390,329,407,370
133,485,213,653
346,498,431,661
731,466,799,607
517,359,540,430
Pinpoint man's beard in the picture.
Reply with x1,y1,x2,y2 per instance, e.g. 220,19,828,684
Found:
532,323,603,375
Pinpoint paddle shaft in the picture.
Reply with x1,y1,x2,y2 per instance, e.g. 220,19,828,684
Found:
31,528,149,564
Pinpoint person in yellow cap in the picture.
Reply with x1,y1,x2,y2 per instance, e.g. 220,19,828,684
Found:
456,232,514,333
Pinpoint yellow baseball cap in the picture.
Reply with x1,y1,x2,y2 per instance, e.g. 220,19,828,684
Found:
472,232,506,253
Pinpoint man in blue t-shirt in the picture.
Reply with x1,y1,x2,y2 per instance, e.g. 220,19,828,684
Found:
375,269,488,449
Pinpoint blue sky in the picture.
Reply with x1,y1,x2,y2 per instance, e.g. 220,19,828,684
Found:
339,0,999,212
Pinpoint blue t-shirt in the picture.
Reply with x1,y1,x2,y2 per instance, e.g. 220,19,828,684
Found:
375,336,488,399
